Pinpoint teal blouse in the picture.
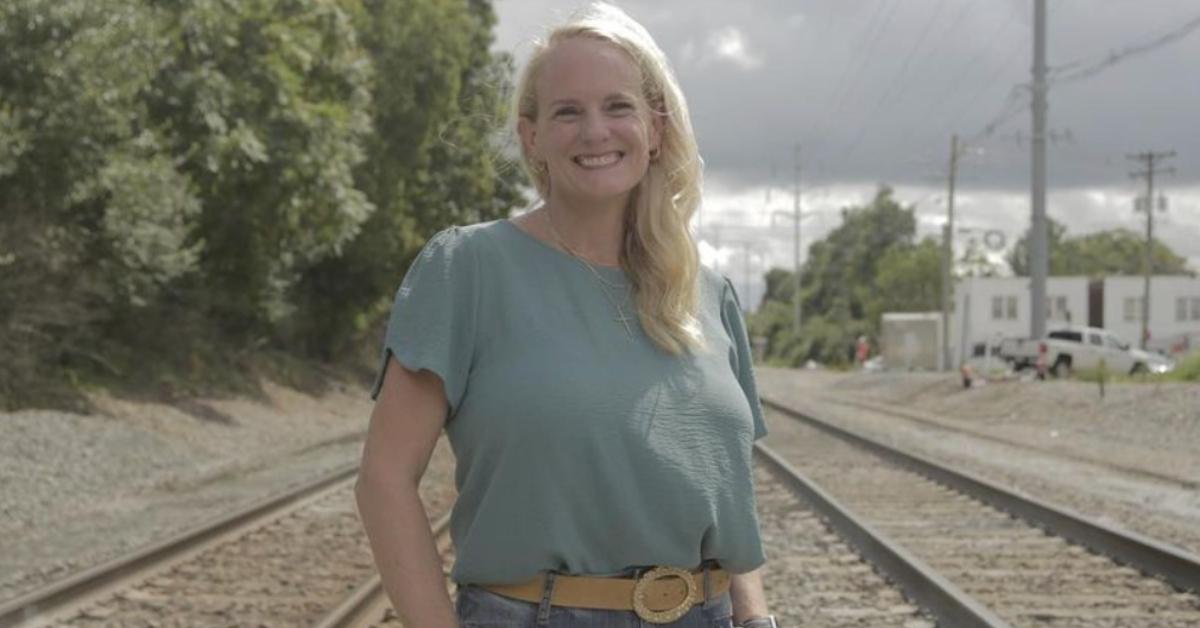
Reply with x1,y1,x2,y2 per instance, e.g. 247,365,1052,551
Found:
371,218,768,585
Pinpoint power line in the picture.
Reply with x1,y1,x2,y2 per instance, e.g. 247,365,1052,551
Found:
808,1,898,193
928,12,1021,133
920,5,1027,168
955,80,1028,153
818,2,888,123
821,1,901,125
871,0,953,112
957,8,1200,160
1049,13,1200,85
892,1,1022,171
842,0,951,164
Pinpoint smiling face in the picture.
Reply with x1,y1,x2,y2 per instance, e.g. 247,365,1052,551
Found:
519,36,662,208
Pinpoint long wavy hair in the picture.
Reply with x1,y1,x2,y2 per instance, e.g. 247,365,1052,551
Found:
513,3,706,355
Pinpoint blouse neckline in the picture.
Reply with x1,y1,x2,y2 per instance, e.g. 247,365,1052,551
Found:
499,218,628,280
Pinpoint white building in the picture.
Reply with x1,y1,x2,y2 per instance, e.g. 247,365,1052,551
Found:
882,275,1199,370
1102,276,1200,354
951,276,1090,363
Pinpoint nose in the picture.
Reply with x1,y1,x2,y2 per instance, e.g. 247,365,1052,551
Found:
579,111,612,143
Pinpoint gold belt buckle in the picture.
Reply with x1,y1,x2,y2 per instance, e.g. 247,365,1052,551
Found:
631,566,698,624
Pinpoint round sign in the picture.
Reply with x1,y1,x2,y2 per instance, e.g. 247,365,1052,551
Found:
983,229,1006,251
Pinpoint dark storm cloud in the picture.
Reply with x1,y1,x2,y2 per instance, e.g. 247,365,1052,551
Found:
494,0,1200,192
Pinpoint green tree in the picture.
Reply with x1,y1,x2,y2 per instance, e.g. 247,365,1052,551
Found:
801,187,917,324
289,0,524,359
751,186,940,366
758,267,796,310
868,236,943,324
1007,218,1191,276
0,0,185,406
145,0,375,335
1,0,523,408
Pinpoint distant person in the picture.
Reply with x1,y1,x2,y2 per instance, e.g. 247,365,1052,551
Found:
855,335,871,368
355,4,776,628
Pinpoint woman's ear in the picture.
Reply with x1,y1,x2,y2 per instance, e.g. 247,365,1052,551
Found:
649,109,665,155
518,116,538,160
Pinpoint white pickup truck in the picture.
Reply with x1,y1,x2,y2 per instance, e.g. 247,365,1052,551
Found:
997,326,1175,376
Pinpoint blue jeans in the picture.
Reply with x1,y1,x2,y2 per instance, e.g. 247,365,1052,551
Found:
455,563,735,627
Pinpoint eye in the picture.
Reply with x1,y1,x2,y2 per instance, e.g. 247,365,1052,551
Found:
553,106,580,118
608,101,635,114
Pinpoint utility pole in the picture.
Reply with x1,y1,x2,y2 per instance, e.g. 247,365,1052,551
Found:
942,134,959,371
726,240,760,315
1029,0,1049,341
792,144,803,335
1128,150,1175,349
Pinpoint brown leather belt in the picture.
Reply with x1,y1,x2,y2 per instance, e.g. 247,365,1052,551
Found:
480,565,730,624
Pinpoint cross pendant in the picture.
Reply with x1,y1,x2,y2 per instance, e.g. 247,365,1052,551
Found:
615,311,636,337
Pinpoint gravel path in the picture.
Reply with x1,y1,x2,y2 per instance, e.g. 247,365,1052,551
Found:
0,379,376,602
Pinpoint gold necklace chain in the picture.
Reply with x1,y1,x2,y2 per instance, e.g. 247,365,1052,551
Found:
543,207,636,338
543,210,625,290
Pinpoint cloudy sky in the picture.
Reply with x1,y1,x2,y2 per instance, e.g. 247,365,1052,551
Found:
491,0,1200,306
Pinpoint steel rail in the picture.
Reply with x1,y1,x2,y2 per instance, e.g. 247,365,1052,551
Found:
0,463,360,628
318,459,1005,628
818,393,1198,490
754,443,1012,628
312,511,452,628
761,395,1200,594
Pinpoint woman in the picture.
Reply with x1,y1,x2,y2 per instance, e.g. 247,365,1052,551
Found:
355,4,776,627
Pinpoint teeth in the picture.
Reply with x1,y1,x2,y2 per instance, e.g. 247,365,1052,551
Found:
576,152,621,167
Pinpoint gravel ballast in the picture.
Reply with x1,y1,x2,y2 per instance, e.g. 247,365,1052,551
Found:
0,379,373,601
756,368,1200,557
7,364,1197,619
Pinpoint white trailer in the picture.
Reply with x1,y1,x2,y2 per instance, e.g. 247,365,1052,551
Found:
881,312,943,371
951,276,1090,368
1102,275,1200,355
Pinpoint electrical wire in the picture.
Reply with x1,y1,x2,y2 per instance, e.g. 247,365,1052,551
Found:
891,5,1019,165
821,0,902,133
1049,13,1200,85
932,14,1020,128
870,0,952,114
841,0,952,165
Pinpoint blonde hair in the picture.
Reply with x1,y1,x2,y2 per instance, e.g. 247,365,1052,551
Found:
513,2,705,355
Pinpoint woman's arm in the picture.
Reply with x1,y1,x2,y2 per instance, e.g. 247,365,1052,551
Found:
730,566,770,625
355,356,458,628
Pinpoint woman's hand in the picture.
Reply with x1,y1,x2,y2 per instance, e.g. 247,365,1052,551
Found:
356,356,459,628
729,566,770,625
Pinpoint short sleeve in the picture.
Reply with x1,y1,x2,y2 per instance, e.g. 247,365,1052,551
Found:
720,277,767,441
370,227,478,419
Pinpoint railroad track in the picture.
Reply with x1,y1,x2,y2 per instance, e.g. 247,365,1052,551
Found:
0,464,370,628
815,392,1199,491
327,397,1200,627
802,391,1200,560
8,395,1199,627
312,512,453,628
761,396,1200,627
315,459,938,628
